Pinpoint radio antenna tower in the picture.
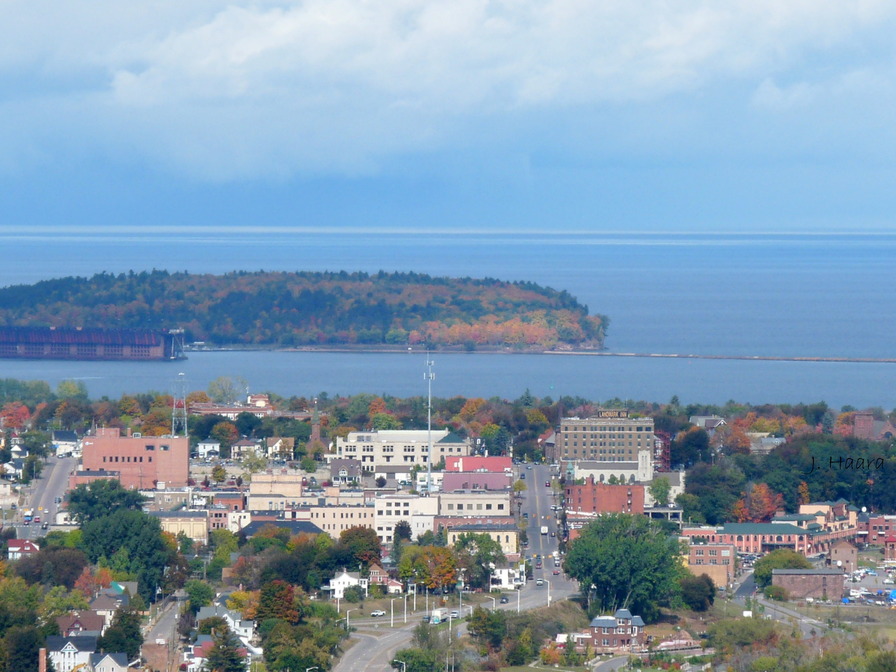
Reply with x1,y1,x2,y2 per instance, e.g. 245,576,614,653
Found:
425,354,435,495
172,372,188,437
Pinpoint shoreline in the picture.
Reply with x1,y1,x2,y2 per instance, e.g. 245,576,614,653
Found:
183,346,896,364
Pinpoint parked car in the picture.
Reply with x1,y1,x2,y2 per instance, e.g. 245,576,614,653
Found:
370,610,386,617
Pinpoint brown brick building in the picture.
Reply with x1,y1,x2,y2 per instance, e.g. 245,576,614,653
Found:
564,477,645,515
771,569,845,600
79,427,189,489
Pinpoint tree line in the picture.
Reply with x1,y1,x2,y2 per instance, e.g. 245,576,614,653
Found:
0,270,608,349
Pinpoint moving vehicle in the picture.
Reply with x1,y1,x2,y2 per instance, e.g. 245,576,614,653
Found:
449,610,459,618
370,610,386,617
552,568,561,575
545,481,550,487
431,609,444,624
540,525,548,535
23,509,33,523
500,595,509,604
536,578,544,586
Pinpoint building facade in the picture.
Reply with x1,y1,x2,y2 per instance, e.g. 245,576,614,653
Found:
564,478,645,515
684,542,737,589
333,429,471,473
80,427,188,489
554,411,655,463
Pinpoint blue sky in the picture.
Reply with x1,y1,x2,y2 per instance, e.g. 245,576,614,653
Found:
2,1,896,233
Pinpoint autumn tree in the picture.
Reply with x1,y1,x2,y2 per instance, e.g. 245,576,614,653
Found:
733,483,784,523
257,580,300,624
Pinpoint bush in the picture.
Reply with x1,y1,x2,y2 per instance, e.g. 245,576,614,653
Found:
764,585,789,601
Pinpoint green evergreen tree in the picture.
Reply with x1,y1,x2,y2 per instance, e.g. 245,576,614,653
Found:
203,627,246,672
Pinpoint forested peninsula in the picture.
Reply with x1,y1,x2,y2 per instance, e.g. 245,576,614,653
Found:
0,270,608,350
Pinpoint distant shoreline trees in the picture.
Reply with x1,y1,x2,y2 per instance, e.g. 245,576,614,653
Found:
0,270,608,350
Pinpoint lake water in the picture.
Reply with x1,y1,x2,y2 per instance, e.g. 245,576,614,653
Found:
1,230,894,408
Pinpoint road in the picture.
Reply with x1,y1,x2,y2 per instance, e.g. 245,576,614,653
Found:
8,455,77,539
333,463,581,672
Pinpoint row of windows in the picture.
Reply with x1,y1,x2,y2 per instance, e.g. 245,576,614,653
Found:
445,502,505,511
564,426,651,432
692,558,730,565
102,455,152,463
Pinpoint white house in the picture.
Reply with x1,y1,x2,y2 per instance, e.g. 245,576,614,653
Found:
7,538,39,561
196,440,221,460
53,430,80,458
196,605,255,642
46,635,97,672
322,569,369,600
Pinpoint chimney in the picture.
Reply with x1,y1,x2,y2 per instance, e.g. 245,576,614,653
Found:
39,647,47,672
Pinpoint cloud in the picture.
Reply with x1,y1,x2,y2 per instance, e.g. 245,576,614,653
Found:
2,1,896,179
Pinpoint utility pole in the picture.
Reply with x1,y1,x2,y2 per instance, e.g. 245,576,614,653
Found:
425,354,435,495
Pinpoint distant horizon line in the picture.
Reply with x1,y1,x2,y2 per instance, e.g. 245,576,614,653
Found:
2,225,896,237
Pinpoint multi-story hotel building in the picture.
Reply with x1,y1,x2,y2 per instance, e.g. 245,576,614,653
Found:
332,429,471,473
554,411,655,463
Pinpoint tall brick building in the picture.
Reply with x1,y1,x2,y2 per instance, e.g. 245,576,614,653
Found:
80,428,188,489
553,411,654,463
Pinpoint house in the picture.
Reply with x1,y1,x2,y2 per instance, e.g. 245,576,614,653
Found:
183,634,249,672
230,438,262,460
91,592,128,629
90,652,131,672
46,635,97,672
585,609,646,654
196,440,221,460
53,430,80,457
196,605,255,642
322,569,369,600
330,459,362,485
6,538,39,561
265,437,296,460
56,610,106,637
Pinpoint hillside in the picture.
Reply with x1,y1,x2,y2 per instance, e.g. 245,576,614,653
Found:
0,270,608,350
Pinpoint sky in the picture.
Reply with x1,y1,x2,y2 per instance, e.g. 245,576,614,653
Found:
2,1,896,234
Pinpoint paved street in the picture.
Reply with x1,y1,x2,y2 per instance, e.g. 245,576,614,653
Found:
8,455,77,539
333,462,581,672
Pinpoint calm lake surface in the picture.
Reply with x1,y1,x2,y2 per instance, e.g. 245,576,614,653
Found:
1,230,894,408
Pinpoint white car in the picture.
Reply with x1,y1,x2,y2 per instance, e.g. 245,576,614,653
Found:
370,610,386,617
884,579,894,585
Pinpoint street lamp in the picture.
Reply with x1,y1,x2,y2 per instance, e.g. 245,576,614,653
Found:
306,667,319,672
346,608,356,630
487,596,497,610
391,597,399,627
394,660,407,672
545,578,552,606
